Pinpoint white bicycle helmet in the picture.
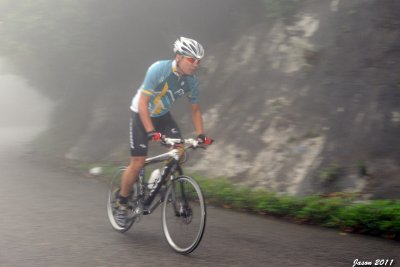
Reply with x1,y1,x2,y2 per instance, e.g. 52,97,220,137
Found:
173,37,204,59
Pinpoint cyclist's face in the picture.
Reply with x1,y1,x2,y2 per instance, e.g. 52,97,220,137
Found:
176,55,200,75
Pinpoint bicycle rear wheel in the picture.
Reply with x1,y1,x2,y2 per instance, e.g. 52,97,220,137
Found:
107,167,137,233
162,175,206,254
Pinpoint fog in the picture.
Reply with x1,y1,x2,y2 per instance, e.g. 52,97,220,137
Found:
0,0,262,160
0,61,52,127
2,0,400,198
0,0,260,122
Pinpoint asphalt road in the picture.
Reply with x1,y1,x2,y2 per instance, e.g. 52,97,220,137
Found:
0,127,398,267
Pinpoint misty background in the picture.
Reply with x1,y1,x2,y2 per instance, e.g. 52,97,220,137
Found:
0,60,52,127
1,0,400,198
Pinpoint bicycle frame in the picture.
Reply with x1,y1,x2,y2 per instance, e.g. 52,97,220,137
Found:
108,136,207,254
140,148,184,215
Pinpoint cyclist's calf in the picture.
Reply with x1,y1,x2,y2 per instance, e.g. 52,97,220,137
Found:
120,156,146,197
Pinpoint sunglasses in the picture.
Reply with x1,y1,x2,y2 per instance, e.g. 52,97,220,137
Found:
184,57,201,64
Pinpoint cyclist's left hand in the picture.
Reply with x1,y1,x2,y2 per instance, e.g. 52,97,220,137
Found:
197,134,214,145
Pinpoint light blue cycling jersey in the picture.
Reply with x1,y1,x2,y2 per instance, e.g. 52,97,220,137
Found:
130,60,199,117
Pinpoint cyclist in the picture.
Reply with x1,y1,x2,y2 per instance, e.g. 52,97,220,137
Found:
116,37,214,226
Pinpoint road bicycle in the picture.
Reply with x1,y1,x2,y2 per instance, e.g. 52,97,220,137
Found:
107,137,207,255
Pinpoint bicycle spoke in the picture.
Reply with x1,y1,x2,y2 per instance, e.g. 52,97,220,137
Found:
162,176,206,254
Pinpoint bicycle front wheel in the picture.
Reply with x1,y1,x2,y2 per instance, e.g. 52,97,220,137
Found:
162,175,206,254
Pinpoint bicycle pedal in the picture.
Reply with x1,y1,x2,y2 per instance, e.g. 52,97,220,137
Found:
142,209,150,215
127,204,143,219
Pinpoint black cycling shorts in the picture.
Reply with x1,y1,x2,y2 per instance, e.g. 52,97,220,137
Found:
129,112,182,157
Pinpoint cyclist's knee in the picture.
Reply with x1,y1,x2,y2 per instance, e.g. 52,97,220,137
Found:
128,156,145,169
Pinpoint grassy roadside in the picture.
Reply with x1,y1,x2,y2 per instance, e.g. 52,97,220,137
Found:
193,175,400,240
77,162,400,241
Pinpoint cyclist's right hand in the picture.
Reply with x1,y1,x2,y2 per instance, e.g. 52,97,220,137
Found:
147,130,162,141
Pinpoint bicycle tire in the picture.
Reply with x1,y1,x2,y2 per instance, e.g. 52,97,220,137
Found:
162,175,206,254
107,167,137,233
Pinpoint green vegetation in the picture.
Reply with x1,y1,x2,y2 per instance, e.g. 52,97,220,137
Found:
194,175,400,239
80,162,399,240
338,201,400,236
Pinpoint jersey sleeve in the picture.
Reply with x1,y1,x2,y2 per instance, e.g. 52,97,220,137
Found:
186,76,199,104
140,61,163,96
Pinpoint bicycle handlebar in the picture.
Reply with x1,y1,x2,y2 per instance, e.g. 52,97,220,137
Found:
144,136,208,164
161,137,200,148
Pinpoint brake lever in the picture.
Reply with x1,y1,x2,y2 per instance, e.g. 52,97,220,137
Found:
160,135,170,147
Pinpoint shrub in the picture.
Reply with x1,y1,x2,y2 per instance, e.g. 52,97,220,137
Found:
74,161,400,239
338,200,400,235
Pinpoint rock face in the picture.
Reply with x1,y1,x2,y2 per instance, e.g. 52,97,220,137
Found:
35,1,400,198
181,0,400,198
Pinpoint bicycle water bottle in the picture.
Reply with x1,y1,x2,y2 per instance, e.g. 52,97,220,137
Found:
148,169,161,190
